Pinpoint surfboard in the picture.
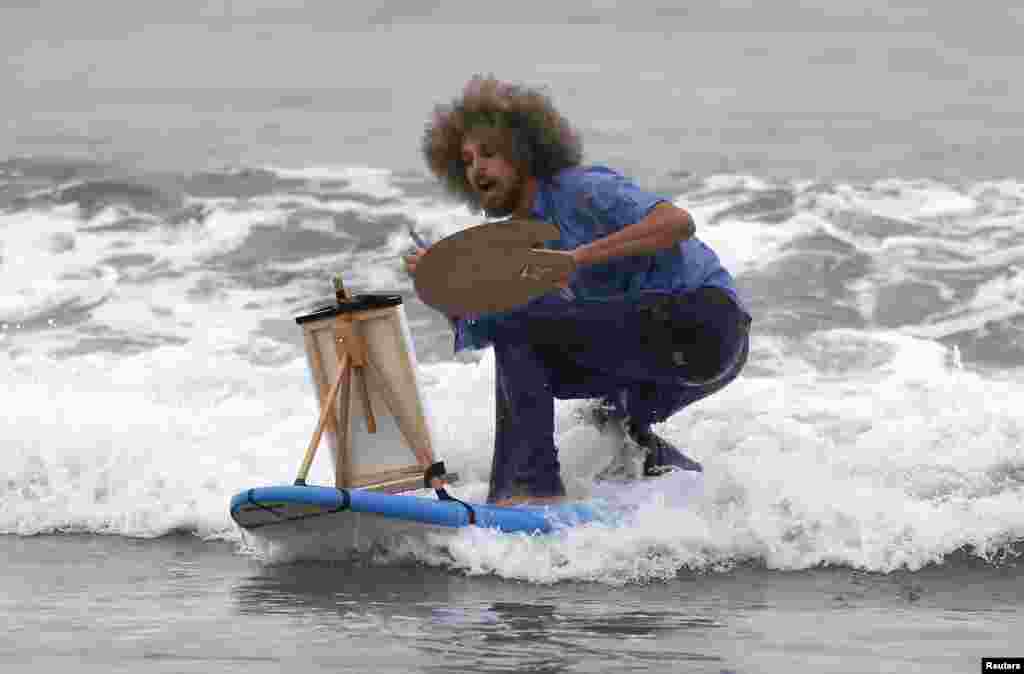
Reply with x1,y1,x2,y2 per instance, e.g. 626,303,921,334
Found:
230,485,604,534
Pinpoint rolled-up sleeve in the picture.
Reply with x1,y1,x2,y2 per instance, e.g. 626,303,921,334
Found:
577,169,667,235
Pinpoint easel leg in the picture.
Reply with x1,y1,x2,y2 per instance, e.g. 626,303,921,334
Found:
354,366,377,433
295,353,350,486
334,361,352,487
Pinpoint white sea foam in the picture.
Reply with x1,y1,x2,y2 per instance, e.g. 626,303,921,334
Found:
3,327,1023,580
833,179,979,220
266,165,404,200
0,207,119,324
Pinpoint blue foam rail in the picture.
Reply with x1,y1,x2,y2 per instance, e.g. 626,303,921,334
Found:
230,485,600,534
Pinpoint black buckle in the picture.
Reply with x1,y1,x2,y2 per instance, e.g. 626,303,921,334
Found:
424,461,475,525
423,461,447,489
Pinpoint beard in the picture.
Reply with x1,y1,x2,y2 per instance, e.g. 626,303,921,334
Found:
480,171,525,218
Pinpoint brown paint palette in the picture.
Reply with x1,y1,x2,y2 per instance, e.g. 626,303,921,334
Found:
414,218,577,315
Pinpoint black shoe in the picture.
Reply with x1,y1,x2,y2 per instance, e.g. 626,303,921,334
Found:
625,422,703,475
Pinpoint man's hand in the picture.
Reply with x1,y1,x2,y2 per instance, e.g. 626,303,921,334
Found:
524,248,580,289
403,247,427,277
561,248,584,288
406,246,462,322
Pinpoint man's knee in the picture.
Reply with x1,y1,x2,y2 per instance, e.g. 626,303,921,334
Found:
650,288,750,384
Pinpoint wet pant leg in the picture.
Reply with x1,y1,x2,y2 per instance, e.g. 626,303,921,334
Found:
487,288,750,502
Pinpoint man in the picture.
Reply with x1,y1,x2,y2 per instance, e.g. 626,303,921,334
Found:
406,75,751,506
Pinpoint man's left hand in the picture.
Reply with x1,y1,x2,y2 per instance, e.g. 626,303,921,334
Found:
525,248,580,289
556,249,583,288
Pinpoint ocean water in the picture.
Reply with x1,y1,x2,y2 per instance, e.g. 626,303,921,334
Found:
2,1,1022,672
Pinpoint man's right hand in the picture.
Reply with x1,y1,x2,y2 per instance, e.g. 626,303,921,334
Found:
403,247,427,277
404,246,463,324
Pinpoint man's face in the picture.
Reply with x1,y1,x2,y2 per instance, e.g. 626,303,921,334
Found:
461,130,527,218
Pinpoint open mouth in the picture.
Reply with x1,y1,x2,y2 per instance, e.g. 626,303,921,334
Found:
477,179,496,195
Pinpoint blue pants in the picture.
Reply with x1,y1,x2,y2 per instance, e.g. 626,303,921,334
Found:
487,287,750,502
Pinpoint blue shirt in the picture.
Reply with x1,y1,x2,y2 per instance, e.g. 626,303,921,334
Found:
452,166,748,353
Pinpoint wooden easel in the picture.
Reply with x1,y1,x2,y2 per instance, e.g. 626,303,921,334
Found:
294,278,450,494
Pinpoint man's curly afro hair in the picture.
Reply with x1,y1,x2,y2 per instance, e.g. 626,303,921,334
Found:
421,75,583,213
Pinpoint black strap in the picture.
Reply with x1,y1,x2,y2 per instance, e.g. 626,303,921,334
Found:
424,461,476,525
436,487,476,525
